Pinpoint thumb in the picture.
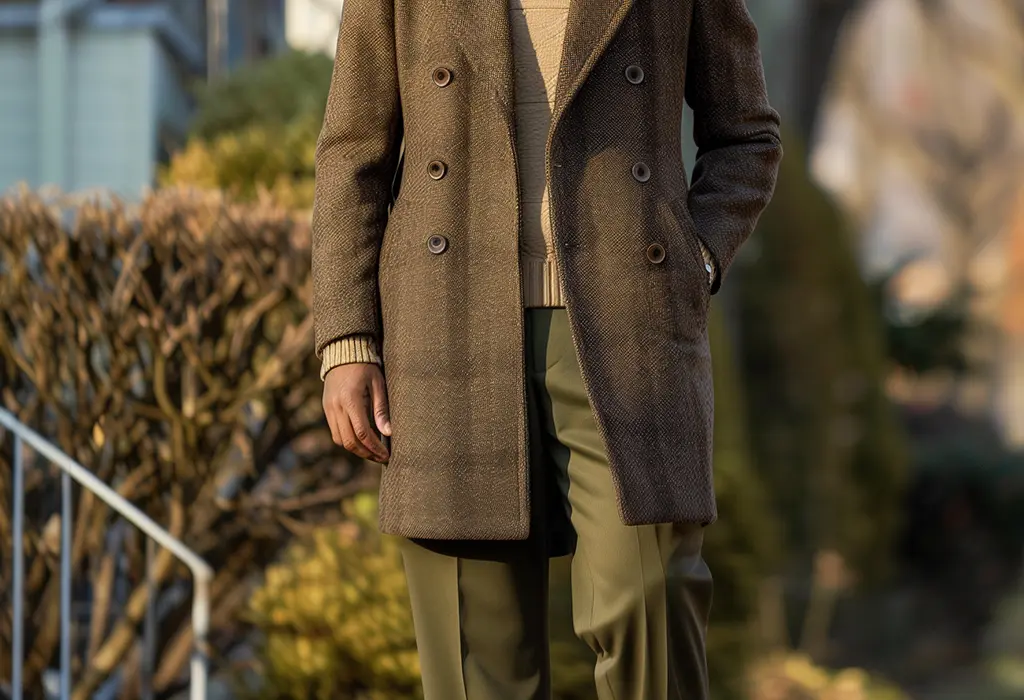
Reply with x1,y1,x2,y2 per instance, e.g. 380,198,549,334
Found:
371,371,392,436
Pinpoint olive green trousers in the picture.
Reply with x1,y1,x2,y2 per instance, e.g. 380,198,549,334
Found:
398,308,713,700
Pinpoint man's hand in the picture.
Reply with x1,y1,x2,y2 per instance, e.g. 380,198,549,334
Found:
322,363,392,463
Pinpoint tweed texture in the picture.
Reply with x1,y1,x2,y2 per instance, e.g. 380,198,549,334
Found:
311,0,782,540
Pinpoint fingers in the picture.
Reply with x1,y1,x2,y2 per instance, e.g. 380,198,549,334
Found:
337,410,376,461
346,388,389,462
325,401,345,447
322,369,390,463
371,371,392,436
325,399,369,460
328,401,377,461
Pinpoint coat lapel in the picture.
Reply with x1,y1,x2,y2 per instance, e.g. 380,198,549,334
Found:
481,0,635,128
551,0,635,127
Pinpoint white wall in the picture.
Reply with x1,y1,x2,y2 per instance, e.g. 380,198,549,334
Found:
68,29,157,197
285,0,342,55
0,34,40,191
0,27,159,198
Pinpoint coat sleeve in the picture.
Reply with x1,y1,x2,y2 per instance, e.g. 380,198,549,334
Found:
311,0,403,357
684,0,782,294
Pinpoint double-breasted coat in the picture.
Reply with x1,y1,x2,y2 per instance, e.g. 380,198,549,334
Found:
311,0,782,540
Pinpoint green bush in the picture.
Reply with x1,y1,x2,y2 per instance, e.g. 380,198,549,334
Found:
161,115,319,210
867,261,973,377
246,493,422,700
748,653,910,700
163,49,334,210
246,493,596,700
705,305,781,699
190,49,335,140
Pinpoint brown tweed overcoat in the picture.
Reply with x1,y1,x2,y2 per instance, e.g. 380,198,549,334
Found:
311,0,782,540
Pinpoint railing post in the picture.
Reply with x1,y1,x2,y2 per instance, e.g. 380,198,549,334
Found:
60,471,72,699
141,538,156,700
11,435,24,700
191,574,211,700
0,408,214,700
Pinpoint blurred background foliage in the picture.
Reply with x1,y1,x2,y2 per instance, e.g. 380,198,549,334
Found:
736,132,908,584
188,50,335,142
4,1,1024,697
0,189,373,698
244,493,421,700
160,50,333,210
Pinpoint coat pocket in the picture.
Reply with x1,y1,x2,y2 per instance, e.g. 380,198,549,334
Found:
666,195,711,314
648,195,709,344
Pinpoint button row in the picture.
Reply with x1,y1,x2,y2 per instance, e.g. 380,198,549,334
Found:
432,63,642,87
629,59,657,267
428,67,452,254
424,62,655,259
426,236,666,263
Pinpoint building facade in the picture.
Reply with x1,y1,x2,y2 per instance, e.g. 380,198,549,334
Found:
284,0,340,56
0,0,286,198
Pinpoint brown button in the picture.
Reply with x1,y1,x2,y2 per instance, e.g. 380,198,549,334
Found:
632,161,650,182
427,234,448,254
432,66,452,87
428,160,447,179
646,243,665,263
625,64,644,84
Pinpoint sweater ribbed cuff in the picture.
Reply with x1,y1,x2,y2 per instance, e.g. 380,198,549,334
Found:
522,255,566,308
320,334,383,380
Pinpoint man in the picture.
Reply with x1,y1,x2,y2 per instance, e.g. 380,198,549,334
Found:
312,0,782,696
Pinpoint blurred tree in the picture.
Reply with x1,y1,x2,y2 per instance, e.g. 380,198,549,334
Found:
746,0,863,140
794,0,863,140
704,304,782,698
735,131,909,586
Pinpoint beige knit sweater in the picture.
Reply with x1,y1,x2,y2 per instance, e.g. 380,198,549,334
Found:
320,2,716,378
513,0,571,309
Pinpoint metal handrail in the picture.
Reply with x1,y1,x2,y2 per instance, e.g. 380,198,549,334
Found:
1,408,213,700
